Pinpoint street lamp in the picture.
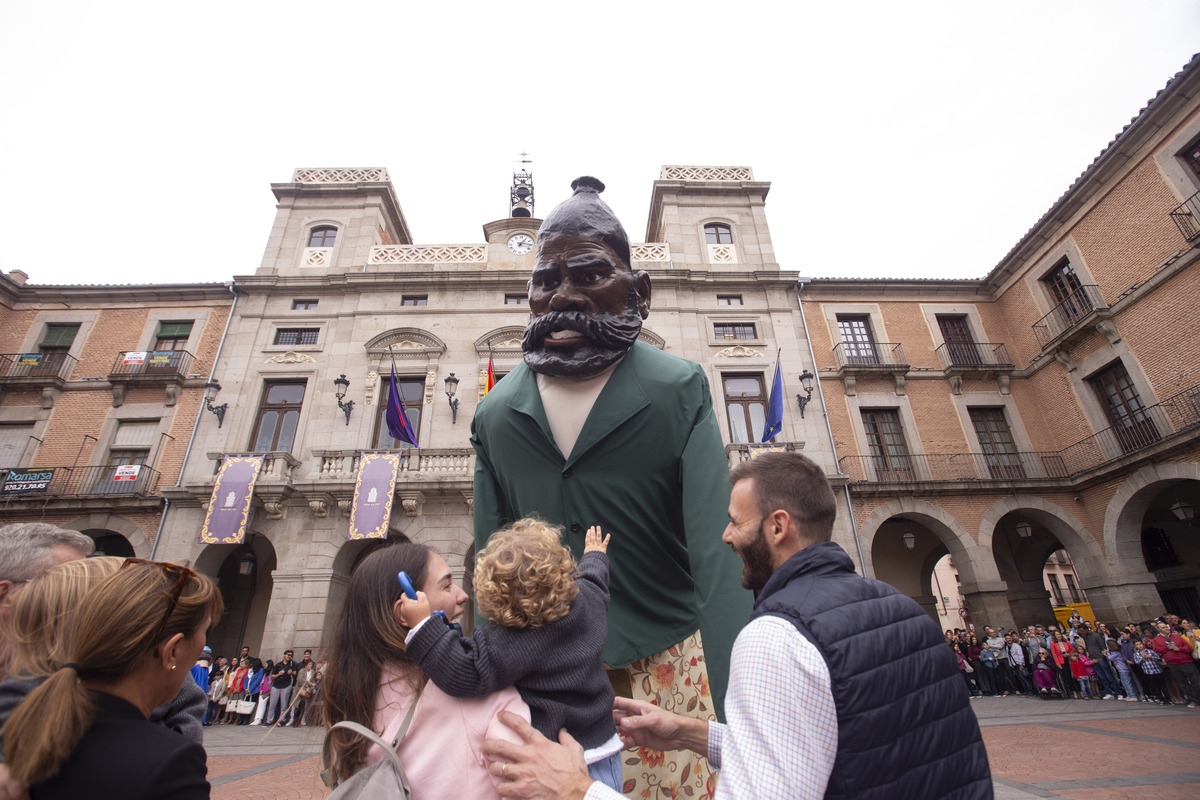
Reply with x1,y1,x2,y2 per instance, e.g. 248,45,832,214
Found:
795,370,815,418
333,374,354,425
1169,499,1194,521
203,380,227,428
901,531,916,551
1015,521,1033,539
445,373,460,423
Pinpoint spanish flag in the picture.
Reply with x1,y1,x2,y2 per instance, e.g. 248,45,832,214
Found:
484,356,497,396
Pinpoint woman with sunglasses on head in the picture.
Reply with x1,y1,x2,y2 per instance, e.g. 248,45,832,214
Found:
3,558,222,799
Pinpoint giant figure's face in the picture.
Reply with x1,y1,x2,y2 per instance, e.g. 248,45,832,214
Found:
522,234,651,378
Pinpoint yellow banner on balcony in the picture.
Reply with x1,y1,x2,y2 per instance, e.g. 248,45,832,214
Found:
348,453,400,540
200,456,264,545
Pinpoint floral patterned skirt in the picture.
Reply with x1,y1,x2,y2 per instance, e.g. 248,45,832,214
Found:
611,630,718,799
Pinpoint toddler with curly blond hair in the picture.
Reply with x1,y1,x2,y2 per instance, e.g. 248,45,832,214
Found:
400,518,621,790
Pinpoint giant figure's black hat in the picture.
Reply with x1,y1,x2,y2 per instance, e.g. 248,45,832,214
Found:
537,177,631,267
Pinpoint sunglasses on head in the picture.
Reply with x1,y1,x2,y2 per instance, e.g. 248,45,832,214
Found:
122,558,196,646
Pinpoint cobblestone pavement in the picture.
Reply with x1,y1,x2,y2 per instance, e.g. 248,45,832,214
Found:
202,698,1200,798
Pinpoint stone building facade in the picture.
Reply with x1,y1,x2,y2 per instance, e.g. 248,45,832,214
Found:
801,54,1200,631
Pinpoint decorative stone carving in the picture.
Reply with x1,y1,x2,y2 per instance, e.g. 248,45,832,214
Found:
164,385,178,407
111,384,126,408
949,375,963,396
893,373,906,396
997,374,1011,395
364,371,379,405
715,345,761,358
631,243,671,262
462,490,474,516
707,244,737,264
308,496,330,517
337,498,353,516
1054,349,1076,372
294,167,389,183
844,374,857,397
496,337,522,348
262,500,285,520
301,247,331,267
369,245,488,265
399,491,424,517
425,370,437,404
1095,320,1122,346
267,351,317,364
660,166,754,181
40,387,57,410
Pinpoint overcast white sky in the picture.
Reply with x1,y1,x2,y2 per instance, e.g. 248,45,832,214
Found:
1,2,1197,286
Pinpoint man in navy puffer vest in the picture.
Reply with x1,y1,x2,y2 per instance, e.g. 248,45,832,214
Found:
483,451,993,799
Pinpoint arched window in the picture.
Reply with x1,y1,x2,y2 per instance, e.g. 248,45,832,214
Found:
308,226,338,247
704,223,733,244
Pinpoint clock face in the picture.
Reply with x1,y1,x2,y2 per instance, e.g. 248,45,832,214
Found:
506,233,535,255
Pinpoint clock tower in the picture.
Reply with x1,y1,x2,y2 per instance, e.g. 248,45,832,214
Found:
483,157,541,267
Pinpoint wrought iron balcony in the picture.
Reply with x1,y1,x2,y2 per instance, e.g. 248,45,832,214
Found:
0,352,77,384
0,464,160,499
840,381,1200,486
1032,285,1108,348
935,342,1014,371
108,350,194,380
1169,189,1200,244
833,341,908,370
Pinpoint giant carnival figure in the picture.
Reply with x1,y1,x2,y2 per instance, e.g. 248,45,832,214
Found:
471,177,752,797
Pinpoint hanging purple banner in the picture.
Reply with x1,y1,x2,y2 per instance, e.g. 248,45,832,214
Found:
199,456,263,545
348,453,399,540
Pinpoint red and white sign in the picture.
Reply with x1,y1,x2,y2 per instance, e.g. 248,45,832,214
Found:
123,352,147,364
113,464,141,481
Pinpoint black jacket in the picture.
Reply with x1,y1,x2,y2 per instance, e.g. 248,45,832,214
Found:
751,542,993,800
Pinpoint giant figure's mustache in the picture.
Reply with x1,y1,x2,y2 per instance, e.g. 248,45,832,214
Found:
522,308,642,352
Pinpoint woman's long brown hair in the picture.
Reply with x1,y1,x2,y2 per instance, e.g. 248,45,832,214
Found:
3,561,222,785
321,542,431,783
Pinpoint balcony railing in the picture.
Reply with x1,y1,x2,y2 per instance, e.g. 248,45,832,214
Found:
109,350,193,379
833,341,908,369
1169,189,1200,244
1032,285,1107,348
0,464,160,498
841,381,1200,485
935,342,1014,370
0,352,77,382
317,448,474,479
724,441,803,468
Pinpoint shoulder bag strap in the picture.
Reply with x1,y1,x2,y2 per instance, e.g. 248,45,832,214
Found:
321,693,420,792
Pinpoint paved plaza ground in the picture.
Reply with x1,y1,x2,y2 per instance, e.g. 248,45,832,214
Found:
202,697,1200,799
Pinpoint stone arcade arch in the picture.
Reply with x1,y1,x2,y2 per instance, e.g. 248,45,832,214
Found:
979,495,1106,627
63,513,150,557
861,499,999,627
1105,462,1200,621
194,532,277,659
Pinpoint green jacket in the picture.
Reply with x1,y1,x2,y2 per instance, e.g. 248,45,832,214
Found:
470,341,752,720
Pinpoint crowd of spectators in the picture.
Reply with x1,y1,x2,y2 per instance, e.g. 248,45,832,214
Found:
195,645,322,727
947,613,1200,707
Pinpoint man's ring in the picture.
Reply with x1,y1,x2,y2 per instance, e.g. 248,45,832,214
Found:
502,763,508,778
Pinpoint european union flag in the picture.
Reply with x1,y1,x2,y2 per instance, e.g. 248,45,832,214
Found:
761,356,783,442
386,364,419,447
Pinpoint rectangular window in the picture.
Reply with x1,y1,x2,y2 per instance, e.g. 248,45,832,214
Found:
836,315,878,365
1182,137,1200,180
713,323,757,341
0,424,36,467
1047,574,1065,606
968,407,1025,479
716,295,743,306
401,296,428,307
722,373,767,444
937,315,979,366
274,328,319,346
292,299,318,310
1041,258,1093,325
504,294,528,305
40,324,80,350
154,321,193,351
251,381,306,452
1064,574,1084,604
1088,361,1159,454
374,378,424,449
861,409,913,481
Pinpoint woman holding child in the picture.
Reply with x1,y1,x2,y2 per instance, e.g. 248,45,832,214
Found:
321,541,530,799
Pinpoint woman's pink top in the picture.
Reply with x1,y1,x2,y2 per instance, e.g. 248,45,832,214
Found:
365,663,532,800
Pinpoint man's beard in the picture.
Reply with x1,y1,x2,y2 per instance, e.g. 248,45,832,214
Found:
738,523,775,592
522,297,643,378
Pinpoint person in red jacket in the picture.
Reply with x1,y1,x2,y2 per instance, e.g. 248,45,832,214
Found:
1151,621,1200,707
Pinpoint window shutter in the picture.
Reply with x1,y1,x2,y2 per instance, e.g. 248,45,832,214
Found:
0,424,35,465
40,324,80,348
113,421,159,447
157,321,194,339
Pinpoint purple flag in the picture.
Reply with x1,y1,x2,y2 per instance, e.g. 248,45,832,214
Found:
386,365,418,447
